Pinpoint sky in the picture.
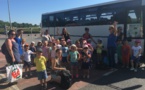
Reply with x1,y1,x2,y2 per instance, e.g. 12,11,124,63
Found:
0,0,115,25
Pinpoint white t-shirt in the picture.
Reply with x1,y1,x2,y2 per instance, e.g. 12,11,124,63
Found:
23,50,33,62
132,46,142,56
42,34,51,41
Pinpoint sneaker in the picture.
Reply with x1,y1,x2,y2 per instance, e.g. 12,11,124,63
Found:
87,75,90,79
130,67,134,71
134,69,137,72
76,74,79,78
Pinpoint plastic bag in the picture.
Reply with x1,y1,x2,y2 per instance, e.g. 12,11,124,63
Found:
6,64,23,83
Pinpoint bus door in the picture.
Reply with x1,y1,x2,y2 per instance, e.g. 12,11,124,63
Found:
126,7,144,52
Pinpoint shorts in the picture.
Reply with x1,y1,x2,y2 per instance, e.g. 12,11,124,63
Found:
37,70,48,80
23,61,31,68
71,62,78,67
131,56,140,63
62,57,67,63
82,62,90,70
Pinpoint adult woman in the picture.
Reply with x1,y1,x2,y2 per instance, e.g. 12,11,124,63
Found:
5,30,21,65
57,27,70,41
51,49,66,83
117,26,124,40
107,21,117,69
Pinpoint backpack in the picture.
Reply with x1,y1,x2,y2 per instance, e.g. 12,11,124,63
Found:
1,42,8,55
59,70,72,89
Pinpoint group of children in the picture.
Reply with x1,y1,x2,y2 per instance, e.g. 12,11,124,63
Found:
20,37,105,89
116,39,142,72
21,35,142,89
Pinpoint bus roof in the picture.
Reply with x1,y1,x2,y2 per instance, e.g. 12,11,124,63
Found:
42,0,132,15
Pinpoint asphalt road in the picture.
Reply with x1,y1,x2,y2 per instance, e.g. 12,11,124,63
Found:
80,66,145,90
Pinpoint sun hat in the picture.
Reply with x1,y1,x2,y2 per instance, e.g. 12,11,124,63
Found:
31,41,35,44
135,40,141,43
24,44,29,47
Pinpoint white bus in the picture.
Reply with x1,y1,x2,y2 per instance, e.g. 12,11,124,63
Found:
41,0,145,52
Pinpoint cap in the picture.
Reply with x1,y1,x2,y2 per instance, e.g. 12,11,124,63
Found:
31,41,35,44
24,44,29,47
135,40,141,43
67,39,71,42
37,48,42,52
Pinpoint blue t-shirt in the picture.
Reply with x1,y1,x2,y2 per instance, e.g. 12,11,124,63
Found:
107,33,117,48
15,37,23,55
62,46,69,57
69,51,79,62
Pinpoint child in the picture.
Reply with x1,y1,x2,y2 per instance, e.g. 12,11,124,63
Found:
29,41,36,65
34,48,48,90
116,39,122,65
130,40,142,72
75,40,83,70
36,41,42,51
42,41,49,61
22,38,26,50
50,43,57,63
61,40,69,68
67,39,72,50
22,44,35,77
75,40,82,52
67,44,80,78
122,39,131,68
56,39,62,49
96,39,103,64
81,45,91,78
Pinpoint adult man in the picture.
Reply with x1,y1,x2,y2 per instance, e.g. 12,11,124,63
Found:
15,29,23,56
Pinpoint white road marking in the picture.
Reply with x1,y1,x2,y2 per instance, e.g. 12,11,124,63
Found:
103,69,118,76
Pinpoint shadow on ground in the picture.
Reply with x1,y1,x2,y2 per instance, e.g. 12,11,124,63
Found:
85,66,145,90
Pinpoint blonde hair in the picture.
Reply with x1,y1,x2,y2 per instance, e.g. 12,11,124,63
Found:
71,44,77,51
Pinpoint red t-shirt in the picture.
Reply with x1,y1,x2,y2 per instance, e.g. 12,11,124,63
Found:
122,45,131,56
